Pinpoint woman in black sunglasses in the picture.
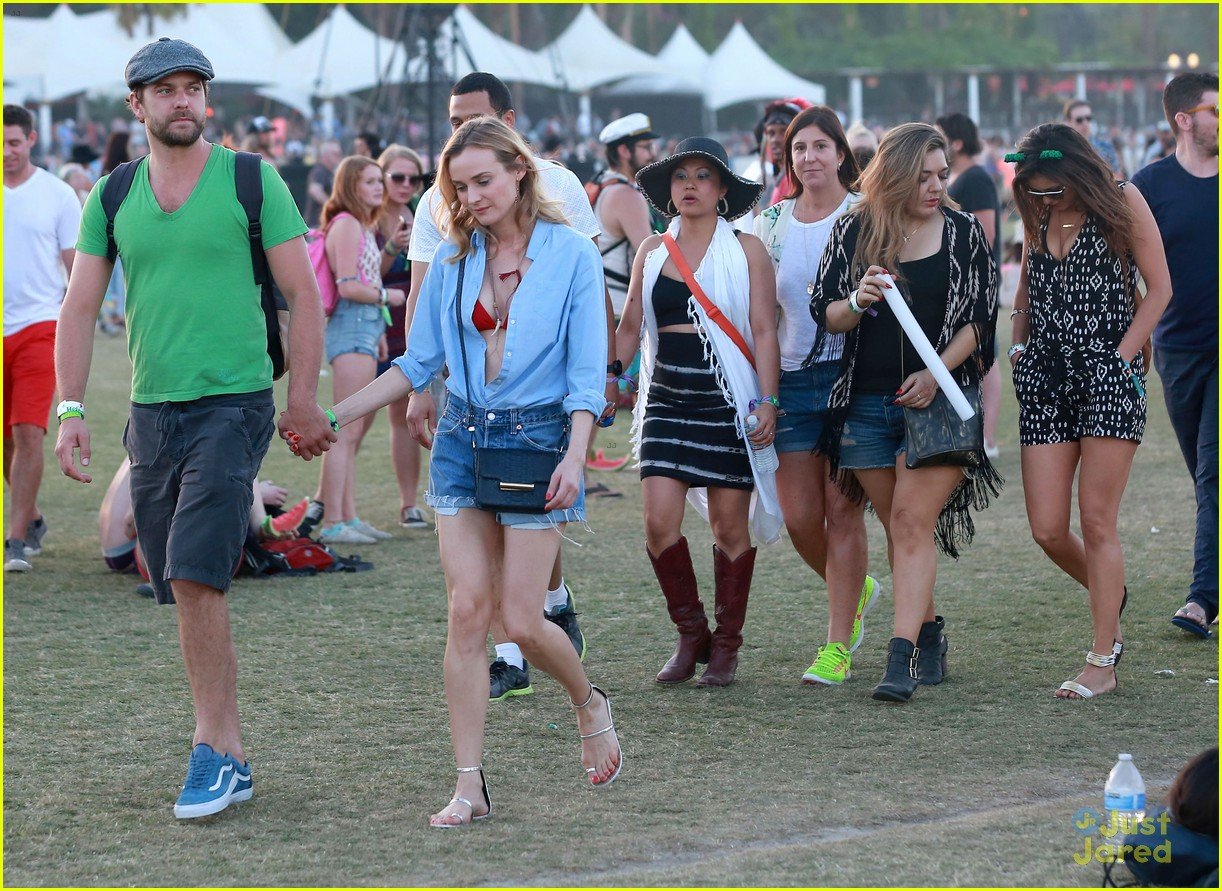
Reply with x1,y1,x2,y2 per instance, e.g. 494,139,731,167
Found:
375,144,432,529
1007,123,1171,700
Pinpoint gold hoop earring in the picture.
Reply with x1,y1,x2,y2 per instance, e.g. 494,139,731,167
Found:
666,199,677,216
717,197,730,216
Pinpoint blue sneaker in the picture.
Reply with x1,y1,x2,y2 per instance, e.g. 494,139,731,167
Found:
173,743,252,819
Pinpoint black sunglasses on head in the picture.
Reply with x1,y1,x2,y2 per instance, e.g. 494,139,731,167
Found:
387,172,426,185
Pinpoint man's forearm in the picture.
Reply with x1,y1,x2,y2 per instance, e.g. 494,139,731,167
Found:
284,289,326,407
54,307,99,403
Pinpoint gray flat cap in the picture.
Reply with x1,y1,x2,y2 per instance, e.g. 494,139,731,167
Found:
125,38,214,89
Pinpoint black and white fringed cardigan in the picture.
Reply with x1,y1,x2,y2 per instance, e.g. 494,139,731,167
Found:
808,206,1002,559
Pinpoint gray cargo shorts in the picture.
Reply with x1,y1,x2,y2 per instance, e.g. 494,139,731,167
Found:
123,389,275,604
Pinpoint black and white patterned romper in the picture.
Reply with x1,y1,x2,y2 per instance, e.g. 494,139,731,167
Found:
1013,186,1146,446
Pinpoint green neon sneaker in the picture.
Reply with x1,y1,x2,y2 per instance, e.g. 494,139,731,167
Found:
802,641,852,686
848,575,882,654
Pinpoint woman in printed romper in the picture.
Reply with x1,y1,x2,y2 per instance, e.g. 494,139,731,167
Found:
1006,124,1171,700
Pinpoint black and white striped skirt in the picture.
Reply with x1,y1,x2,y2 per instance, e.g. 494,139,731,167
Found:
639,332,753,490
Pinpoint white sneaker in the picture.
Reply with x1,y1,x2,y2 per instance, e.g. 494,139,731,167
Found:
318,522,376,545
401,506,431,529
351,518,393,540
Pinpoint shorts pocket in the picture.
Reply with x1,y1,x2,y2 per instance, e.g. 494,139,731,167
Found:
516,419,566,453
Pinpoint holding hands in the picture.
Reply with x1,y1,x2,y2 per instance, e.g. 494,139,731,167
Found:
279,402,337,460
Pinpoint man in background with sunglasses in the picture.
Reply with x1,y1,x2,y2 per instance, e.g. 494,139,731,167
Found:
1131,72,1219,642
1063,98,1125,177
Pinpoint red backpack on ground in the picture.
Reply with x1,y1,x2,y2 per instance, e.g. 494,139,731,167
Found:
261,537,337,573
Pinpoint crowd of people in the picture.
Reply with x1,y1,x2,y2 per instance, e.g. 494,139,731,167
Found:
3,31,1216,856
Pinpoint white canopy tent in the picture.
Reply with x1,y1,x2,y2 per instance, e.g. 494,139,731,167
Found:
602,23,707,96
544,5,672,93
264,6,407,101
704,21,825,112
411,6,556,88
4,5,143,102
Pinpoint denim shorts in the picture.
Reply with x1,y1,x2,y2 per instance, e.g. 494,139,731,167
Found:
775,360,839,453
839,392,908,470
427,395,585,529
326,298,384,363
123,389,274,604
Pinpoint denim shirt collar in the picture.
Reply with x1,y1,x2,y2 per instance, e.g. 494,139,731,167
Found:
469,219,552,262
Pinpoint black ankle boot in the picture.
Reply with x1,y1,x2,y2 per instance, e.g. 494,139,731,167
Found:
916,616,948,685
872,637,920,702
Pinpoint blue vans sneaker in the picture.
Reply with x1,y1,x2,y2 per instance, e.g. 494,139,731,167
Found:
173,743,252,819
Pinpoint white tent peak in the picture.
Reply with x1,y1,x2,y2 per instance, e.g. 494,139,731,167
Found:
657,23,709,69
705,20,825,112
546,5,670,93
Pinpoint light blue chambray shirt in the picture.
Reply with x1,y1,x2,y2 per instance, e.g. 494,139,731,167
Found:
394,220,608,417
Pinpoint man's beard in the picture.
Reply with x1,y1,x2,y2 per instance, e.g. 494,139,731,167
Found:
1196,130,1219,158
147,113,205,148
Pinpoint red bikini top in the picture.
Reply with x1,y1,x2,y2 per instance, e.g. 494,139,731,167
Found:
472,300,503,332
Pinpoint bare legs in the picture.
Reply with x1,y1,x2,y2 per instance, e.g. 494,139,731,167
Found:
1022,438,1137,698
5,424,45,542
776,450,868,646
317,352,376,527
173,579,243,761
429,512,618,827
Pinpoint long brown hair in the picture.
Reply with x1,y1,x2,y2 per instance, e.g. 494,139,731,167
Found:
850,122,958,285
321,155,382,228
435,116,566,261
1009,123,1135,263
782,105,860,200
1168,746,1218,839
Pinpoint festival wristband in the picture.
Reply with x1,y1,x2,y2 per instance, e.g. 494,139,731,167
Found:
1121,356,1146,398
325,409,340,432
56,400,85,422
380,305,393,326
847,289,879,317
749,396,780,411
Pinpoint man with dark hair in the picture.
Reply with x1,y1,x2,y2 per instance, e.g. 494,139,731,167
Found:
405,71,613,702
937,112,1002,458
54,37,334,819
1131,72,1218,640
1063,98,1123,176
3,103,82,571
303,139,341,228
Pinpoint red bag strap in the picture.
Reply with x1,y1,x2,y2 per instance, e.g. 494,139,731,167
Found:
662,233,755,370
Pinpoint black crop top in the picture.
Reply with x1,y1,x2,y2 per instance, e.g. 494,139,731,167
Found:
652,275,693,328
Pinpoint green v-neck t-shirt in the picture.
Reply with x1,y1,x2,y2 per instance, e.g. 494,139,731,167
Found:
77,144,307,403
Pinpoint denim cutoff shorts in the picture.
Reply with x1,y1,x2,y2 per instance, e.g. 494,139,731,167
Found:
839,392,909,470
427,395,585,529
326,298,384,363
775,360,839,453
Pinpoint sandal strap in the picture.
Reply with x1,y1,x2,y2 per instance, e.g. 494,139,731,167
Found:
580,724,614,740
456,765,483,774
1059,681,1096,699
1086,650,1116,668
569,684,596,710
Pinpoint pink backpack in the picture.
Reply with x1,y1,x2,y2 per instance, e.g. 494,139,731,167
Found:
306,212,354,317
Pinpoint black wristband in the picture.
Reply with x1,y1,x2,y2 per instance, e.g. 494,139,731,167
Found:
607,360,623,376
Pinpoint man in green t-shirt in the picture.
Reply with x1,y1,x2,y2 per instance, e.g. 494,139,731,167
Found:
53,38,335,821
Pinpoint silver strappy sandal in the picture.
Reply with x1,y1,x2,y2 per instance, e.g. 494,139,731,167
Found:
571,684,623,789
429,765,492,828
1057,650,1118,700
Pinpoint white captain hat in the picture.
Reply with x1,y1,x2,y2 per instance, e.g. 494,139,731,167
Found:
599,113,658,146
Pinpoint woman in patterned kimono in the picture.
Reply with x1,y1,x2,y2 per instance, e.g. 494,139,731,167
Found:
1006,124,1171,700
810,123,999,704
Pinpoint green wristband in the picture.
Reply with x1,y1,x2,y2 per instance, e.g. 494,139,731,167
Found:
57,410,84,423
325,408,340,432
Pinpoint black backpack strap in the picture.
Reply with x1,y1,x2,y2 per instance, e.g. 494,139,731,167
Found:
234,151,286,379
100,157,145,263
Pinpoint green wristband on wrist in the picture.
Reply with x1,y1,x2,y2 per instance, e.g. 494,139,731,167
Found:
325,409,340,432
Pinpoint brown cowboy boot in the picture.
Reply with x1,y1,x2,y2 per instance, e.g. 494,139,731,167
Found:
648,537,712,684
697,545,757,687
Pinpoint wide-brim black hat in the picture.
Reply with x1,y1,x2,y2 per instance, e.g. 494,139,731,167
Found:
635,136,764,222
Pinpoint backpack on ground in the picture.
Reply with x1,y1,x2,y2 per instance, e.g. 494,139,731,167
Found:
100,151,288,379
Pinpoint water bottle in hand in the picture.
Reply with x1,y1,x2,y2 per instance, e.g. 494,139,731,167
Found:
1104,753,1146,835
745,414,780,473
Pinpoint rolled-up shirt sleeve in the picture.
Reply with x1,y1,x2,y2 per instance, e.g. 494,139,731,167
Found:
562,241,609,417
393,247,448,390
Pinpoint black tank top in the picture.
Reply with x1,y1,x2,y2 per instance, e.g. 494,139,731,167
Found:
652,275,693,328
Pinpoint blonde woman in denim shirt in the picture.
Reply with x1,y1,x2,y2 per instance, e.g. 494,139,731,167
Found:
298,118,621,826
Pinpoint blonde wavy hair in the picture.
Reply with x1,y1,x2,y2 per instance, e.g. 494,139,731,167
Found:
435,117,567,261
850,122,959,287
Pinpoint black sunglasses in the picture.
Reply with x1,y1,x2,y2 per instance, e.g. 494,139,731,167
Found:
1026,186,1065,197
1072,115,1093,124
387,172,426,185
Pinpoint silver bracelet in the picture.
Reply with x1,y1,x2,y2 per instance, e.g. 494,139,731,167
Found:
1009,308,1030,320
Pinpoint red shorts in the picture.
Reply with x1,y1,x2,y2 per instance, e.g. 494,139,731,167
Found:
4,320,57,438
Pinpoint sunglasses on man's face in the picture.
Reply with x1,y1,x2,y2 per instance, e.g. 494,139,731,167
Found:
1072,115,1093,124
1026,186,1065,197
387,172,425,185
1184,102,1220,118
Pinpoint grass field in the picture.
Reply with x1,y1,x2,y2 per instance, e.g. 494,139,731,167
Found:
3,325,1216,887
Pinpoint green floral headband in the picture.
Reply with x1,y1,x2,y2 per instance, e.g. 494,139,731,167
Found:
1003,150,1064,163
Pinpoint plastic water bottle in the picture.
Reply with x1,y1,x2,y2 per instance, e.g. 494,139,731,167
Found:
1104,753,1146,835
745,415,780,473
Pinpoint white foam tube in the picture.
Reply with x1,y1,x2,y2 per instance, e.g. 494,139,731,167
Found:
879,273,976,420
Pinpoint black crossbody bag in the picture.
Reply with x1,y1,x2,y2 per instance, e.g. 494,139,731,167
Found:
453,258,562,513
